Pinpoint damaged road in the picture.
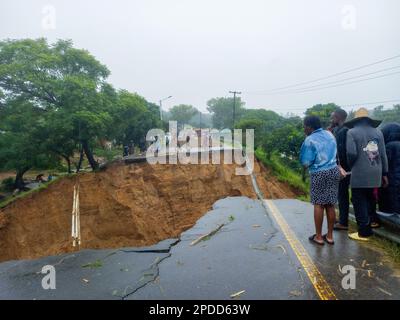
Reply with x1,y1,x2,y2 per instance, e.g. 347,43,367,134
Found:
126,196,314,300
1,197,399,299
0,197,311,300
0,238,180,299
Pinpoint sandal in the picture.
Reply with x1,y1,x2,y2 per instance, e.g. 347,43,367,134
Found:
322,234,334,245
309,234,324,246
370,222,380,229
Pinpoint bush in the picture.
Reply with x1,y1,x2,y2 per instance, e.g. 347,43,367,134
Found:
94,147,123,162
255,148,309,198
1,177,15,192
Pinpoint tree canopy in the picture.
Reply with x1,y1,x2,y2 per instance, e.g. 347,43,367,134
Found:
168,104,199,128
305,103,340,128
372,104,400,124
0,38,161,187
206,97,245,129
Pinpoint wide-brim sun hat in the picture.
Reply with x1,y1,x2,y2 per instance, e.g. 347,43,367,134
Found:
344,107,382,129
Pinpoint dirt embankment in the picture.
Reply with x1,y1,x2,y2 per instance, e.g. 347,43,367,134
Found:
0,158,299,262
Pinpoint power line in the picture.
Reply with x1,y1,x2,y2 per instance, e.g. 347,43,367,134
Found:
244,70,400,96
341,99,400,108
244,53,400,94
251,65,400,96
293,71,400,94
263,98,400,112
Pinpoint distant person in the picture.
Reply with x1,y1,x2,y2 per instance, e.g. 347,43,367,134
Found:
138,137,146,153
329,109,351,231
129,140,134,155
300,115,340,246
379,122,400,215
35,174,46,183
47,174,53,182
123,145,129,157
154,136,160,153
345,108,388,241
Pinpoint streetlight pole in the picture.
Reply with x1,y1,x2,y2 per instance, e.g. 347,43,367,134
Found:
159,95,172,121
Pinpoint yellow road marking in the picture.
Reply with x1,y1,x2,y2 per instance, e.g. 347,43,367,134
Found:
263,199,337,300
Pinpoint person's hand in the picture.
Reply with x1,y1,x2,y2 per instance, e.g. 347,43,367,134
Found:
382,176,389,188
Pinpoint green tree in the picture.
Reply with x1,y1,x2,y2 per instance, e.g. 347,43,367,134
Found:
372,104,400,124
188,112,212,128
111,90,161,150
305,103,340,128
236,118,266,147
207,97,245,129
0,38,112,171
262,120,304,160
169,104,199,128
240,109,281,124
0,98,60,188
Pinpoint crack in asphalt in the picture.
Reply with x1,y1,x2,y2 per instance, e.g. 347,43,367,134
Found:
249,171,279,244
250,164,308,296
119,239,180,254
121,238,182,300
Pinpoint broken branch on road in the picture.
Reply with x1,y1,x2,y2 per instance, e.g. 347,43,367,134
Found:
190,224,225,246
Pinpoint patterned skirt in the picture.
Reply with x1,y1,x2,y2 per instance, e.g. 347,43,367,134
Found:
310,166,340,205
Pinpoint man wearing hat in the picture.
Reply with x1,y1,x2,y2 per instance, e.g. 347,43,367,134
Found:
345,108,389,241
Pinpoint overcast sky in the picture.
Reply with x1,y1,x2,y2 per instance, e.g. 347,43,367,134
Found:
1,0,400,115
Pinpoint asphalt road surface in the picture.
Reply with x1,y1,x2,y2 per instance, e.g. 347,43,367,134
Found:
1,197,399,300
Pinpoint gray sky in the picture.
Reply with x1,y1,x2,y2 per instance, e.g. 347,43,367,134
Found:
1,0,400,115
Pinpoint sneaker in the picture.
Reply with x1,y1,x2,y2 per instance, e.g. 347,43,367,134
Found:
348,232,370,241
370,222,380,228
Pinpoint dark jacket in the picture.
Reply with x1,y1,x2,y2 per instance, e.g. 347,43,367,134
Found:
346,122,388,188
333,125,349,171
379,123,400,214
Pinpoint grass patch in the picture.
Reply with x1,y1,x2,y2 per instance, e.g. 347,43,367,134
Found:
255,148,309,200
297,194,310,202
0,177,15,192
82,260,103,269
369,237,400,265
0,178,61,209
347,220,400,265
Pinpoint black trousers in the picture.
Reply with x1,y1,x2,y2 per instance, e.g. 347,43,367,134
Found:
338,175,350,226
351,188,374,237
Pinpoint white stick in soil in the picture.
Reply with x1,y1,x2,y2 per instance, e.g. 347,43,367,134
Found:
72,185,76,246
77,185,81,246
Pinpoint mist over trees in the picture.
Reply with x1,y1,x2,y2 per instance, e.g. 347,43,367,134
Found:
1,38,399,190
372,105,400,124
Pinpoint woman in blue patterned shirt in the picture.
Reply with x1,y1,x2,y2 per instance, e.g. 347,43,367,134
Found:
300,115,340,245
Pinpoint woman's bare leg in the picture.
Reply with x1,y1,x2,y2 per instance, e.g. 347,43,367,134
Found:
325,204,336,241
314,204,325,242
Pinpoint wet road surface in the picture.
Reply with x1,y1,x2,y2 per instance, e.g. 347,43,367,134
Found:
0,197,399,299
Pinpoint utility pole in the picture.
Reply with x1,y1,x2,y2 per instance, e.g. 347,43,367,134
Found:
159,100,163,121
159,95,172,121
229,91,241,128
199,112,202,128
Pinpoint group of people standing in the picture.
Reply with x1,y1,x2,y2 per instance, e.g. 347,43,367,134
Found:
300,107,400,245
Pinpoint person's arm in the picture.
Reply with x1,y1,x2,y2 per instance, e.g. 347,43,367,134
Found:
378,131,389,187
300,138,316,168
346,130,357,169
337,127,348,167
386,143,393,165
